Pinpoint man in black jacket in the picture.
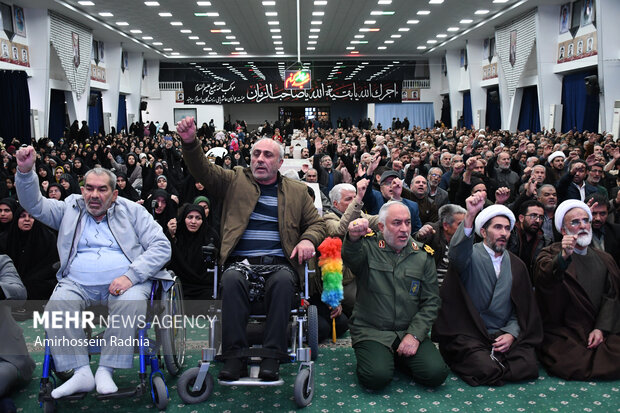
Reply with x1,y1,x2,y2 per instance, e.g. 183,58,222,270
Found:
587,193,620,267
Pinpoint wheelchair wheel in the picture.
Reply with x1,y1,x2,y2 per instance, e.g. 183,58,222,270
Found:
161,279,186,376
307,305,319,361
151,375,169,410
177,366,214,404
293,368,314,407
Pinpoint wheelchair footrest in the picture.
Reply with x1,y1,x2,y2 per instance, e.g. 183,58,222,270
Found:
218,377,284,387
42,392,88,402
95,386,143,400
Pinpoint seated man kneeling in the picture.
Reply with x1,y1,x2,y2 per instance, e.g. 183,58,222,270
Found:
15,146,172,398
343,201,449,390
432,193,543,386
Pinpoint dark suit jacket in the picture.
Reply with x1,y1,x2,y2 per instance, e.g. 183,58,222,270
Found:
556,172,598,203
597,222,620,267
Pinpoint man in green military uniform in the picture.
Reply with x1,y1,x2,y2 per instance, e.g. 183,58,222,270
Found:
342,201,449,390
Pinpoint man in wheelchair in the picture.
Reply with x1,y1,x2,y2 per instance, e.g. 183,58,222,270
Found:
15,146,172,399
178,117,325,382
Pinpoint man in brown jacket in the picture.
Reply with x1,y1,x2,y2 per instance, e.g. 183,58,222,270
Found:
177,117,325,382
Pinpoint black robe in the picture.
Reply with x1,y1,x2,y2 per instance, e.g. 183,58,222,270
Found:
431,251,543,386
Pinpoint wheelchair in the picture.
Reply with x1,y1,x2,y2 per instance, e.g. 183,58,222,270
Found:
38,274,186,412
177,249,319,408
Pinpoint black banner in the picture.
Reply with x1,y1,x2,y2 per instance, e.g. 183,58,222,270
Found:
183,81,402,104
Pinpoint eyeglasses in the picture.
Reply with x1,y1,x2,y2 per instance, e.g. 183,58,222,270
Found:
524,214,544,221
429,173,441,178
568,218,591,228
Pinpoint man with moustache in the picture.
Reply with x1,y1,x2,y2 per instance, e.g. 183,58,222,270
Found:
343,201,448,390
432,195,542,386
534,200,620,380
507,200,553,279
586,193,620,267
545,151,566,185
557,159,598,203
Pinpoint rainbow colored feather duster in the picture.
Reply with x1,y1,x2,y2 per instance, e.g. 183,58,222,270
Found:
317,237,344,309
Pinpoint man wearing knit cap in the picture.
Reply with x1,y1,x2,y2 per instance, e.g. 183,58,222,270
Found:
534,199,620,380
432,193,542,386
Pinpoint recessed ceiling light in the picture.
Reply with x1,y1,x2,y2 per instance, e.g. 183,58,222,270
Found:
203,47,212,51
98,12,113,17
208,52,217,55
308,35,318,39
417,10,430,15
460,19,473,24
407,19,420,24
364,20,376,25
142,36,153,40
436,33,447,38
170,52,180,55
158,12,172,17
78,1,95,5
268,21,279,25
427,39,437,44
170,21,183,26
308,41,316,44
307,47,315,50
275,47,283,50
378,0,392,4
354,34,365,38
417,46,427,50
181,29,192,33
346,46,355,50
377,46,387,49
214,21,226,25
130,29,142,33
226,35,236,39
311,21,322,25
276,51,284,54
314,1,327,5
359,28,380,32
144,1,159,6
235,47,244,51
189,36,199,39
429,0,444,4
493,0,509,3
351,40,368,44
475,9,489,14
195,12,219,17
274,41,283,44
262,1,276,5
196,41,205,45
116,21,129,26
152,42,163,45
362,62,369,64
222,41,239,45
196,1,211,5
265,12,278,17
391,34,401,38
370,10,395,15
270,28,281,32
310,28,321,32
384,40,394,43
163,48,173,51
312,11,324,16
447,27,459,31
398,27,410,32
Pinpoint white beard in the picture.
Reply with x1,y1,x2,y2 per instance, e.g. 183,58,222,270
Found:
566,227,592,247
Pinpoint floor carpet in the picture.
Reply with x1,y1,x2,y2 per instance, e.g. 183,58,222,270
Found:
11,320,620,413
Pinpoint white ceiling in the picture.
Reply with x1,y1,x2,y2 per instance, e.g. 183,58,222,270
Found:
19,0,559,80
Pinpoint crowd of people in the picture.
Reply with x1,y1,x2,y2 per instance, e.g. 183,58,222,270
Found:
1,114,620,407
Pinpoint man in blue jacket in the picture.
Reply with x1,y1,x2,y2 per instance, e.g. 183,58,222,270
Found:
15,146,172,399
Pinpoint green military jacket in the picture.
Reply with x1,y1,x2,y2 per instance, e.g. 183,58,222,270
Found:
342,232,440,348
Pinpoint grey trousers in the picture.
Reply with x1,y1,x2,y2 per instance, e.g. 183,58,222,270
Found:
44,278,152,371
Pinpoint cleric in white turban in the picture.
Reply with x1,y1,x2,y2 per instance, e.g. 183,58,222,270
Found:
554,199,592,233
474,204,516,237
547,151,566,164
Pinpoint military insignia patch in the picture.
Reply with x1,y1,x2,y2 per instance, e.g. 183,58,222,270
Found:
409,280,420,296
378,240,385,248
424,245,434,255
412,242,419,251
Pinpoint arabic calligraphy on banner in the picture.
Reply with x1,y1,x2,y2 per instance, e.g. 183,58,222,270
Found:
182,81,402,104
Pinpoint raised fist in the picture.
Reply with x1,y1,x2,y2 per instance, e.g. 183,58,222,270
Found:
16,145,36,173
176,116,196,144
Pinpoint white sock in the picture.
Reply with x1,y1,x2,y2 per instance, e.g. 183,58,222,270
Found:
95,366,118,394
51,365,95,399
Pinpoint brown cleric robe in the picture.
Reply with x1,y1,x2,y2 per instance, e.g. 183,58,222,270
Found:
534,243,620,380
431,250,543,386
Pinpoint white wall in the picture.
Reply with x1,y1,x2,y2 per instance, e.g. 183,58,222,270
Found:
597,0,620,133
145,90,224,130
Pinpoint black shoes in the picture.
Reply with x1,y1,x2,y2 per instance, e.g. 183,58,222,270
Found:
218,358,247,381
258,358,280,381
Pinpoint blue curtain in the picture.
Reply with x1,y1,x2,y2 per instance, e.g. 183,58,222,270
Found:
117,94,127,133
89,90,104,136
517,86,541,132
374,103,435,130
462,91,473,129
485,87,501,131
561,69,598,133
0,70,31,144
48,89,66,143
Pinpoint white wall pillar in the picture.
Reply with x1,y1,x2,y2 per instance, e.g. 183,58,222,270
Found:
597,0,620,134
466,39,486,129
101,42,122,132
124,51,145,125
25,8,51,139
445,49,462,127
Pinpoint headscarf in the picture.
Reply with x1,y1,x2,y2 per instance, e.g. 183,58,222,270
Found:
0,197,18,235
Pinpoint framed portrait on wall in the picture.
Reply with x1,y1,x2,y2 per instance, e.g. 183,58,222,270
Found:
1,3,13,33
12,5,25,37
0,39,9,59
490,37,496,57
72,32,80,67
559,3,571,34
91,39,98,61
581,0,594,27
586,35,594,53
571,0,583,30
